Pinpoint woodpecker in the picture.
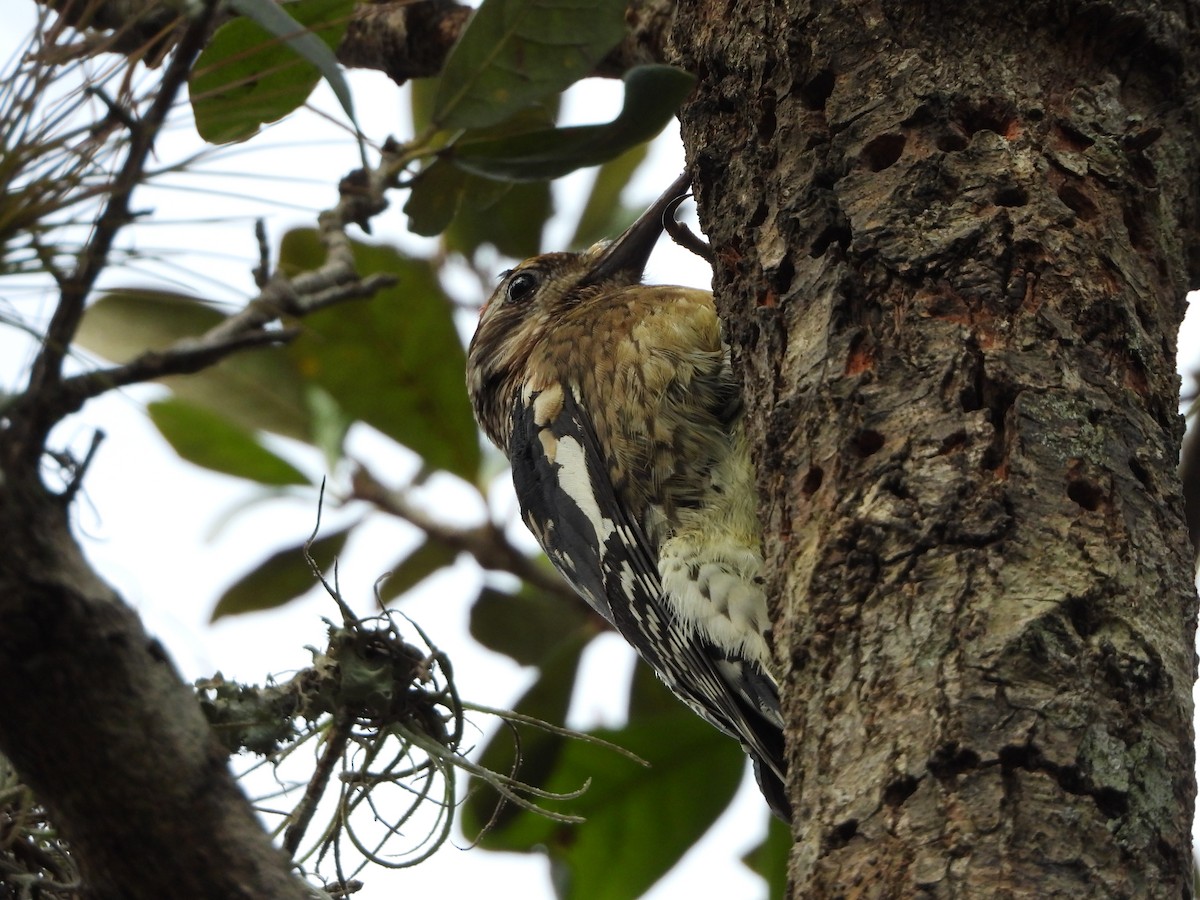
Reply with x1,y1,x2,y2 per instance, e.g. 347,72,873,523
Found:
466,173,788,820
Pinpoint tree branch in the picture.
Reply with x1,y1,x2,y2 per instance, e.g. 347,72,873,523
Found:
0,491,314,900
0,7,418,899
350,465,580,605
50,270,396,418
15,0,219,463
36,0,682,85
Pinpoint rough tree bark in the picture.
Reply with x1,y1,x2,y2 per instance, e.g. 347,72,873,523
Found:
676,0,1200,896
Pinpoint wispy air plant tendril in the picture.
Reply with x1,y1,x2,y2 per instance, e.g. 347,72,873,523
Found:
0,0,223,471
0,7,133,281
461,702,651,765
198,493,625,892
28,2,218,397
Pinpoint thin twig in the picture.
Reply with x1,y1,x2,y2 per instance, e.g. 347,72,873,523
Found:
350,465,579,605
21,256,393,441
283,714,352,858
253,218,270,289
63,329,295,402
19,0,221,453
59,429,104,504
55,262,393,408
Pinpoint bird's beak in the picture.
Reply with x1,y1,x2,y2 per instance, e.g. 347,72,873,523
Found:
579,171,694,286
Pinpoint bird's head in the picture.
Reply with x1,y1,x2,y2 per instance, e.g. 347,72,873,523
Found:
466,173,694,449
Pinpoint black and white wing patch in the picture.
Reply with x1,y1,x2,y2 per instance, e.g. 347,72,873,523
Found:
507,381,787,816
507,381,648,631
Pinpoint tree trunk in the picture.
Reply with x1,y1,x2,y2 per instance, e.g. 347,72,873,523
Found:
675,1,1200,896
0,471,311,900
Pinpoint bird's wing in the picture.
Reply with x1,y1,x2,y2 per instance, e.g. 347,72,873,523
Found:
507,381,785,780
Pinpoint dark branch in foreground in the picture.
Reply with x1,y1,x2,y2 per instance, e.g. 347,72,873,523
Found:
37,0,679,86
0,6,414,899
47,268,396,422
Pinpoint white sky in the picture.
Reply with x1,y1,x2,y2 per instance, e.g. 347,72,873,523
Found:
4,4,1200,896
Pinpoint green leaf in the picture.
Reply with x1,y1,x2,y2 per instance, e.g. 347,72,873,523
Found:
403,160,468,237
627,652,684,721
211,525,353,620
282,230,481,479
432,0,626,130
551,715,742,900
470,583,597,666
76,289,312,441
447,66,696,181
446,178,552,258
77,289,223,349
569,143,649,249
147,398,310,486
474,707,745,900
304,384,351,470
408,102,559,245
410,76,438,136
742,815,791,900
462,634,587,837
227,0,362,156
377,540,459,604
190,0,354,144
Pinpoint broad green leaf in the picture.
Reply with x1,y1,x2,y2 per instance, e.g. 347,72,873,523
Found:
446,178,552,258
408,101,559,245
190,0,354,144
211,525,353,620
742,816,791,900
282,230,481,479
474,705,745,900
403,160,468,237
626,652,684,721
457,172,513,211
410,76,438,136
76,289,311,441
447,66,696,181
304,384,351,470
227,0,362,159
377,540,459,604
148,398,310,486
462,635,587,837
432,0,626,130
569,143,649,249
415,77,559,145
77,289,223,352
470,583,598,666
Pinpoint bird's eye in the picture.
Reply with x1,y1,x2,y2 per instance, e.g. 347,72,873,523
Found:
506,271,539,304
